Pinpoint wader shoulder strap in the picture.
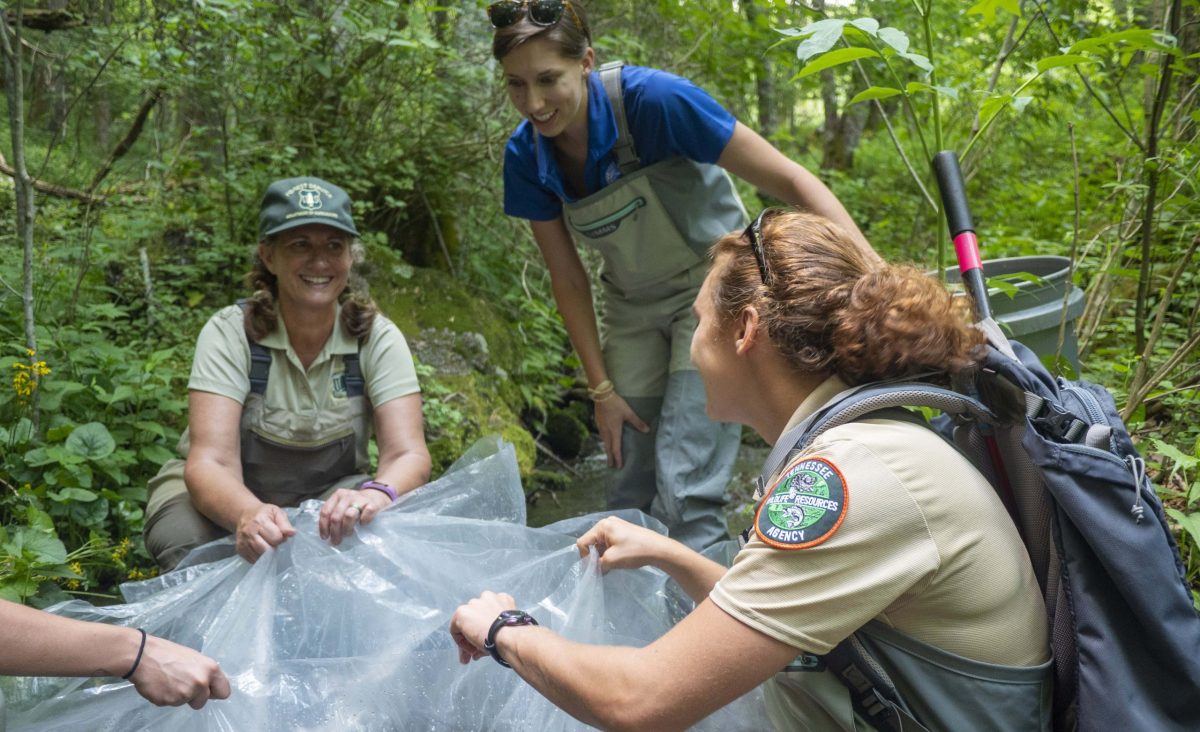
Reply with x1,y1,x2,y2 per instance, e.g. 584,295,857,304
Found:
234,300,364,398
598,61,641,175
824,637,930,732
237,299,272,396
342,338,365,398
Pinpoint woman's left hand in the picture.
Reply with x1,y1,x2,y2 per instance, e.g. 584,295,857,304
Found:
319,487,391,546
449,591,518,664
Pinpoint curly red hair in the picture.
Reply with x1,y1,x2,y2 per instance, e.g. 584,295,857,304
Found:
709,210,983,385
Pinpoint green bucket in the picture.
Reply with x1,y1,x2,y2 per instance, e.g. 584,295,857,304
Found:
944,255,1085,372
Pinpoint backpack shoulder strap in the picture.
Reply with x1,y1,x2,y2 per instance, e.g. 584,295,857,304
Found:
236,299,272,396
755,382,989,498
598,60,641,175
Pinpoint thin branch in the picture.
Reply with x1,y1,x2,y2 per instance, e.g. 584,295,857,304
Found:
1134,0,1181,355
1125,331,1200,420
847,58,937,210
417,181,456,275
87,86,164,194
0,274,21,298
1128,230,1198,409
0,150,105,203
35,29,137,183
1030,0,1145,152
1054,123,1081,374
535,439,580,476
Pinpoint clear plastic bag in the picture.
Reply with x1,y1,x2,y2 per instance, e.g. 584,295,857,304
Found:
2,437,767,731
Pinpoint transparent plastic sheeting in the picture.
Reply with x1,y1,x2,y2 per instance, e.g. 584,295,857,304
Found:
2,437,768,731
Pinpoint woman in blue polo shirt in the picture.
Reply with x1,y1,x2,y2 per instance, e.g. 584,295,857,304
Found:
490,0,875,550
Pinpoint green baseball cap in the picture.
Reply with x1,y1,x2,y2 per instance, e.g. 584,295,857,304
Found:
258,176,360,239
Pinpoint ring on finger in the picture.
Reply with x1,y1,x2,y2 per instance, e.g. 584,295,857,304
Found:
350,503,365,514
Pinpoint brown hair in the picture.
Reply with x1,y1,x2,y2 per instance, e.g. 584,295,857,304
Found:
709,210,984,385
243,237,378,343
492,0,592,61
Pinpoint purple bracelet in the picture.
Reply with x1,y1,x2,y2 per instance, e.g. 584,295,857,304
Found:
359,480,398,502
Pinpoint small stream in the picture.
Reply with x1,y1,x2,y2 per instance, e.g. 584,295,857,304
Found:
526,438,771,538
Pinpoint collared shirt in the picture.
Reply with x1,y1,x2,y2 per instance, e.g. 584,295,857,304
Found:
188,303,419,415
710,375,1048,666
502,65,737,221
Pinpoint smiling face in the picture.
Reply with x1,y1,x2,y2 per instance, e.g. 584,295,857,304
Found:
259,223,352,316
500,37,593,140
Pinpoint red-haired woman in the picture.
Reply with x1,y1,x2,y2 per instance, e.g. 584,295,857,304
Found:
451,210,1050,731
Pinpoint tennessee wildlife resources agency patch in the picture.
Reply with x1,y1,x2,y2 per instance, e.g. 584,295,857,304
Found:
754,456,848,550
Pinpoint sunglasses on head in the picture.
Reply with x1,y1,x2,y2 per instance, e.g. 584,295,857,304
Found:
743,208,775,286
487,0,582,31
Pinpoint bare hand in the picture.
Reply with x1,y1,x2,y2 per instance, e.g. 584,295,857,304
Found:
319,487,391,546
449,591,517,665
130,633,231,709
235,503,296,563
593,394,650,469
576,516,673,573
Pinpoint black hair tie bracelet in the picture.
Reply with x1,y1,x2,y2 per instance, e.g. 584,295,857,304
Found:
122,628,148,680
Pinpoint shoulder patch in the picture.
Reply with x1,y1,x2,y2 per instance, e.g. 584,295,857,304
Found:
754,456,848,550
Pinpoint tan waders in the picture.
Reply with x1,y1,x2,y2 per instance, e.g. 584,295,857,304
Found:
560,63,746,550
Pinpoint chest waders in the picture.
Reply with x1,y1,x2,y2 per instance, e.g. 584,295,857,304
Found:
143,306,374,570
555,61,744,550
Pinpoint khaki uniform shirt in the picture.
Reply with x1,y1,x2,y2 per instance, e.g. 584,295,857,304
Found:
709,376,1049,729
188,303,419,471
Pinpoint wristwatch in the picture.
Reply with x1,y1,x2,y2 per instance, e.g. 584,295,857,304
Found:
358,479,398,502
484,610,539,668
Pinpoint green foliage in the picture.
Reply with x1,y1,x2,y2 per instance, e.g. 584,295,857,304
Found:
2,0,1198,604
1154,437,1200,606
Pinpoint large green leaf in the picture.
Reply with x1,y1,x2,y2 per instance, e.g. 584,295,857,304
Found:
967,0,1021,23
14,528,68,565
794,19,849,61
140,443,176,466
877,27,910,55
37,380,87,412
794,47,880,79
1152,438,1199,470
1069,29,1172,54
897,51,933,73
848,86,902,105
979,93,1014,125
47,487,100,503
848,18,880,35
1036,54,1095,74
65,422,116,460
1166,508,1200,551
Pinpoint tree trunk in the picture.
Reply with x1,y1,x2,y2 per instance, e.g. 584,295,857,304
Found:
44,0,70,138
1,2,42,431
743,0,776,139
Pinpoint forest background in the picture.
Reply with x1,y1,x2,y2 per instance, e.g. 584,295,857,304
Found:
1,0,1198,608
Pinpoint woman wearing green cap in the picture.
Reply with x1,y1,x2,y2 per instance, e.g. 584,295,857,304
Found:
489,0,877,550
143,177,432,570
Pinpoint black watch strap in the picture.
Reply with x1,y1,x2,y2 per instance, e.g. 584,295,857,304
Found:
484,610,539,668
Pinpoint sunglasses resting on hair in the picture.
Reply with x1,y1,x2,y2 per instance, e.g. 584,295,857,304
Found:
487,0,583,32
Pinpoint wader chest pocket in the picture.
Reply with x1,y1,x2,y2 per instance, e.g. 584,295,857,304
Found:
242,427,357,501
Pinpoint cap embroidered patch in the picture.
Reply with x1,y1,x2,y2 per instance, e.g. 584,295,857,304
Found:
754,456,848,550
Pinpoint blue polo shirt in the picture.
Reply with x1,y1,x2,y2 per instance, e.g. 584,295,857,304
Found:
502,65,737,222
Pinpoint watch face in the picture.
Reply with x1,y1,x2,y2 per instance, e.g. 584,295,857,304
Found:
499,610,527,623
